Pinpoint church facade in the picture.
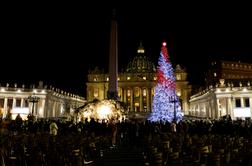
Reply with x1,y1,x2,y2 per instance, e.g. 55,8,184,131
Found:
189,60,252,120
0,81,85,120
86,44,192,117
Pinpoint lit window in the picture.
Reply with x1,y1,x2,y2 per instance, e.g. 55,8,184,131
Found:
134,88,140,97
127,90,131,97
106,77,109,81
143,76,146,80
176,74,181,80
94,78,97,81
117,77,120,81
127,77,131,80
176,90,181,97
154,77,157,80
94,88,99,98
137,49,145,53
214,73,217,77
143,89,147,96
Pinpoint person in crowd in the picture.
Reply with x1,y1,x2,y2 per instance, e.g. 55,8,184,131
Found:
49,120,58,136
15,113,23,132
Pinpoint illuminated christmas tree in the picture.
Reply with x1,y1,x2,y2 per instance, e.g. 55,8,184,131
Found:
148,42,183,123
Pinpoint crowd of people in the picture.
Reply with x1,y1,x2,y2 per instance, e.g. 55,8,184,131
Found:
0,114,252,165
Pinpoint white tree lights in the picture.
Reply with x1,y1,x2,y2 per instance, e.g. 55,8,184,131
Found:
148,42,183,123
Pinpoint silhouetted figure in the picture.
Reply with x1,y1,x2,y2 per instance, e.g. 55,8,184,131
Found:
15,113,23,132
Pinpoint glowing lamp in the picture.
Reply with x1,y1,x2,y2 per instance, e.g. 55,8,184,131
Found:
162,42,167,46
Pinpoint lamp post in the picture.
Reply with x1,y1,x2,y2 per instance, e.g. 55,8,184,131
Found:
27,94,40,116
169,96,179,123
169,90,181,123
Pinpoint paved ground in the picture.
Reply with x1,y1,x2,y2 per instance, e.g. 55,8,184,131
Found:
94,146,145,166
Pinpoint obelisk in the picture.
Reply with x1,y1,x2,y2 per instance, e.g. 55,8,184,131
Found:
107,9,118,100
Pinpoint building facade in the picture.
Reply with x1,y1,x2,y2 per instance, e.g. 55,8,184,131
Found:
86,44,192,116
190,60,252,119
205,60,252,86
0,81,85,120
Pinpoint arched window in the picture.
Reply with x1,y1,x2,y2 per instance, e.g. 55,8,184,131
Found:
134,88,140,97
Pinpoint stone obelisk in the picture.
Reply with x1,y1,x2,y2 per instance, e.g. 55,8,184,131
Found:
107,10,118,100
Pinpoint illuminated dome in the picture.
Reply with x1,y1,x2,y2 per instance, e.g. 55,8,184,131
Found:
126,43,156,73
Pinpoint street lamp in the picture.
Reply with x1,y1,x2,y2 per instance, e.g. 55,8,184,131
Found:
27,94,40,116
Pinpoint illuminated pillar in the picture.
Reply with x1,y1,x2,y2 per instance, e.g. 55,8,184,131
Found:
250,97,252,119
52,101,56,117
241,97,244,107
216,98,220,118
232,97,235,119
12,98,16,108
38,99,45,118
150,88,154,111
225,97,229,116
3,98,7,118
147,88,150,112
123,89,127,103
228,97,233,119
130,89,133,112
21,98,24,107
140,88,143,112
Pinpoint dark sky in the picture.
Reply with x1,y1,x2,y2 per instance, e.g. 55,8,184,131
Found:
2,5,252,97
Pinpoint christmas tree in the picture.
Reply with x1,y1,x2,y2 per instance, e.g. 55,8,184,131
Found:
148,42,183,123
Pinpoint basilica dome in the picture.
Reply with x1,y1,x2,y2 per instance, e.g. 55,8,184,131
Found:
125,43,156,73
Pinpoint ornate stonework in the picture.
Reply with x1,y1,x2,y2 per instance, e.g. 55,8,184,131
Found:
86,44,192,116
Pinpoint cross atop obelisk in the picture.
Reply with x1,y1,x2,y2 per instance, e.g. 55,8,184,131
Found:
107,9,118,100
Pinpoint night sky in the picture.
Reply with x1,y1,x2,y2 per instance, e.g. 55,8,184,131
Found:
2,5,252,97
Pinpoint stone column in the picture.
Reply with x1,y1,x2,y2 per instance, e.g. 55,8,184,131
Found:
216,98,220,119
150,88,154,111
225,97,229,116
3,98,8,118
241,97,244,107
12,98,16,109
147,88,150,112
130,89,134,112
21,98,24,107
123,89,127,103
140,88,143,112
250,97,252,119
38,99,45,118
228,97,234,119
52,101,56,117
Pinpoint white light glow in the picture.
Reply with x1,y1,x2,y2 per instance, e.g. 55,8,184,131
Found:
17,89,21,93
234,108,251,117
1,88,5,92
79,100,124,122
11,107,29,120
243,88,247,92
96,104,112,120
33,89,37,93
